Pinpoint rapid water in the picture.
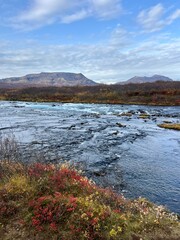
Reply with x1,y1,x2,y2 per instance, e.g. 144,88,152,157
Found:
0,101,179,213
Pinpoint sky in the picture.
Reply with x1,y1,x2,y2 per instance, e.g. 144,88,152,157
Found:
0,0,180,83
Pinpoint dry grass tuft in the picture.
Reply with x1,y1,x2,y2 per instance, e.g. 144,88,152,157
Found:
158,123,180,131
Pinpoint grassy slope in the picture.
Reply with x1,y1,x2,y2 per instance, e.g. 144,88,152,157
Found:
0,161,179,240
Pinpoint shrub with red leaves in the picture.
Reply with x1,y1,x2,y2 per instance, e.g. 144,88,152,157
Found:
50,167,94,194
28,163,54,178
28,192,78,232
0,200,18,219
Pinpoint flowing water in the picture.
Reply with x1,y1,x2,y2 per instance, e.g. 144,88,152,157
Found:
0,101,179,213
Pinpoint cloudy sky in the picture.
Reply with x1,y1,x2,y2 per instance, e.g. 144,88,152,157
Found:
0,0,180,83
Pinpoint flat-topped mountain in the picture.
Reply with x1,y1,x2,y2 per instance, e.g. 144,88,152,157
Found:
116,75,173,84
0,72,97,87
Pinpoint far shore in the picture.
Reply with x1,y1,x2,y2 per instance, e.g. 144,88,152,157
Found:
0,81,179,106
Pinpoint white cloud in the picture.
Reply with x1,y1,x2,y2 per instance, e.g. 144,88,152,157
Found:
61,10,90,24
15,0,80,28
91,0,122,19
12,0,122,29
19,0,67,21
0,30,180,82
168,9,180,23
110,26,130,46
137,4,180,32
137,4,165,32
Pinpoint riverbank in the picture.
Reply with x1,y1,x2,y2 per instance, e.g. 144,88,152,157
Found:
0,159,179,240
0,81,180,106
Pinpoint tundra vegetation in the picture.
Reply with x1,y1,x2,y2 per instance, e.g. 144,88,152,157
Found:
0,136,179,240
0,81,179,105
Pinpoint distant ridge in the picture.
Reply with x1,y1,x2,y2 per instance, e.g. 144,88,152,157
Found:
116,75,173,84
0,72,97,87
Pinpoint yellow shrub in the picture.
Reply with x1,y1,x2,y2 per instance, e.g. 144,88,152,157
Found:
5,175,32,195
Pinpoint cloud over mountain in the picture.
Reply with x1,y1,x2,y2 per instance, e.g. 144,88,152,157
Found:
0,1,179,83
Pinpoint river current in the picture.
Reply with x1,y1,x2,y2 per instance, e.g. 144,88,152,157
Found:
0,101,179,213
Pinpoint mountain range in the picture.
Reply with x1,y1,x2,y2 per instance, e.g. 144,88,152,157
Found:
0,73,174,88
116,75,173,84
0,72,97,87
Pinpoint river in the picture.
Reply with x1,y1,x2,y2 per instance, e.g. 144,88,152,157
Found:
0,101,179,213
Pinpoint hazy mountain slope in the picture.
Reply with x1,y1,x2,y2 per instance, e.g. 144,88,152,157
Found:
116,75,173,84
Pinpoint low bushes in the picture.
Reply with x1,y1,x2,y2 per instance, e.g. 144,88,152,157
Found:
0,161,179,240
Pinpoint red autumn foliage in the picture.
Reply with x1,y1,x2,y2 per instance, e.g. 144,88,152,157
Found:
49,167,93,193
28,163,54,178
29,192,78,232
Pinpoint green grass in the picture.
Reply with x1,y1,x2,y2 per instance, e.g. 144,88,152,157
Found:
0,161,179,240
